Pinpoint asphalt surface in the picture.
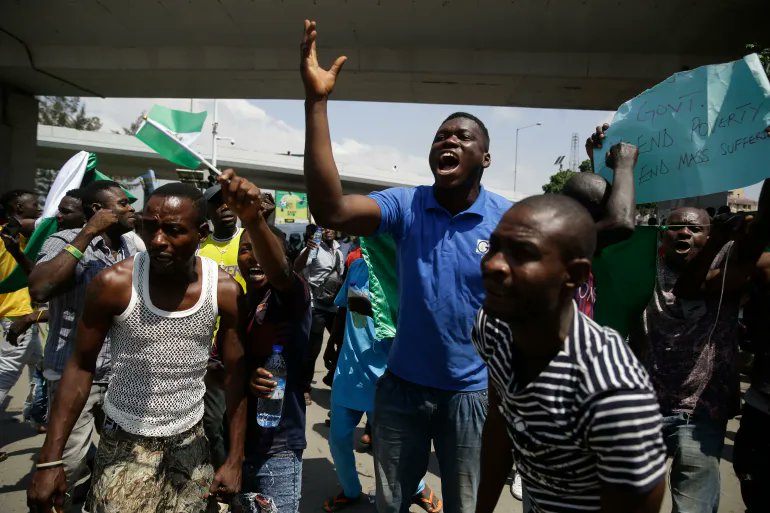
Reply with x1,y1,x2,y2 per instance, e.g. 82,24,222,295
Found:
0,354,746,513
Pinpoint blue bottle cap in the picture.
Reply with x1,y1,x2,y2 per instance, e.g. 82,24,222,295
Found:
272,345,284,354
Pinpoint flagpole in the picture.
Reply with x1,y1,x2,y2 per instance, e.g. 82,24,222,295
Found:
212,99,219,168
142,117,221,176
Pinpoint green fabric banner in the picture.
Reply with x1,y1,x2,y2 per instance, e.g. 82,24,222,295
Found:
360,234,399,341
593,226,659,338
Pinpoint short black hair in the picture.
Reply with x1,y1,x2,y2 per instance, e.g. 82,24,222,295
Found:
81,180,124,219
0,189,35,217
442,112,490,150
514,194,597,261
148,182,206,225
65,188,84,201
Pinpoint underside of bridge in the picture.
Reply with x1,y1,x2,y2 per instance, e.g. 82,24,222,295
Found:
2,1,767,110
1,1,768,187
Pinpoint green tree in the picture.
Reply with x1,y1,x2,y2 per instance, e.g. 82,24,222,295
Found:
578,159,593,173
38,96,102,131
117,111,146,136
542,170,577,193
747,43,770,76
36,97,104,201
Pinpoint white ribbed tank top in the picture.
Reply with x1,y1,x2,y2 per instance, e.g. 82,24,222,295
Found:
103,252,219,437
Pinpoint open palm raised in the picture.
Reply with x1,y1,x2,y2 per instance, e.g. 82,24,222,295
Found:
300,19,348,101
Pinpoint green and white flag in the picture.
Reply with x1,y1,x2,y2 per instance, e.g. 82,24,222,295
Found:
0,152,136,293
135,105,212,171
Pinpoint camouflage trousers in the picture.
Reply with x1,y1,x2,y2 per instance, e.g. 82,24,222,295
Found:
88,419,219,513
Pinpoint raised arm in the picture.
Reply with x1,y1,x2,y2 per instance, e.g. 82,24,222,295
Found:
293,243,314,274
208,273,247,499
301,19,382,235
475,386,513,513
584,125,637,249
597,142,637,248
27,262,130,513
28,209,119,302
219,169,294,292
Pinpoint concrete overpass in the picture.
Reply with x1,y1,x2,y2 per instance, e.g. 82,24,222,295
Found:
1,1,768,189
36,125,521,200
2,1,766,109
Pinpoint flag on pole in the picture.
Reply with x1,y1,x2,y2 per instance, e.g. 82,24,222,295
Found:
0,152,136,293
135,105,214,171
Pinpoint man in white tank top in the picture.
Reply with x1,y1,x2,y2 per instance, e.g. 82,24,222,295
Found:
28,183,248,513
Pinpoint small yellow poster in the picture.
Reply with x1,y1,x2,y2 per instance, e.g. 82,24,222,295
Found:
275,191,309,224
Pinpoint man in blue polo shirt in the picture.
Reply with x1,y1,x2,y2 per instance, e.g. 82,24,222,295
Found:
300,20,511,513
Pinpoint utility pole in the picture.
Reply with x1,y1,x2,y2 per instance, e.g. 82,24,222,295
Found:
514,122,542,192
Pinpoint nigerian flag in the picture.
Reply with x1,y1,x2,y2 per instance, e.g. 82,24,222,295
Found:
135,105,208,169
0,152,136,294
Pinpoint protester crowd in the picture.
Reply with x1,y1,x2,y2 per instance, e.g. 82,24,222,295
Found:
0,18,768,513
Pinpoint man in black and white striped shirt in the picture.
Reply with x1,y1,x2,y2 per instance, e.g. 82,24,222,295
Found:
472,194,666,513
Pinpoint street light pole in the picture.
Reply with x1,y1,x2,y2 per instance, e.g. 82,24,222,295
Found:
514,122,542,192
211,99,219,168
210,100,235,171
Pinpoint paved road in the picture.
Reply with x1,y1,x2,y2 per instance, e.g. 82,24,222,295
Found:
0,357,746,513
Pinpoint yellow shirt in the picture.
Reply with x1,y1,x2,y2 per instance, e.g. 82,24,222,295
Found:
0,228,33,318
198,228,246,291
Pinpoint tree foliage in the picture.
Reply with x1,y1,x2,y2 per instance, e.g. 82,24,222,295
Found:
38,96,102,131
578,159,593,173
542,170,577,194
117,112,146,135
36,97,104,200
747,43,770,76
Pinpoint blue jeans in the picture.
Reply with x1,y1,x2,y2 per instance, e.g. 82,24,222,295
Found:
25,364,47,424
662,413,727,513
373,372,487,513
238,450,303,513
330,401,425,499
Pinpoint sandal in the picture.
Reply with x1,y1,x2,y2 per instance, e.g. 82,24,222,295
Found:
322,492,360,512
413,487,442,513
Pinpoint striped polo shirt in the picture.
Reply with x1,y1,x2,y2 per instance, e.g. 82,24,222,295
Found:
472,303,666,513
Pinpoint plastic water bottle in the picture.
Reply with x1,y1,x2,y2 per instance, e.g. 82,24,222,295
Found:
257,345,286,428
308,227,323,260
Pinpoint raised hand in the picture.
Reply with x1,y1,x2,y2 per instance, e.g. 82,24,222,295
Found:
605,142,639,170
300,19,348,101
585,123,610,155
217,169,262,224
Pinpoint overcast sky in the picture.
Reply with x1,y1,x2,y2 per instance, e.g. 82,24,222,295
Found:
81,97,764,201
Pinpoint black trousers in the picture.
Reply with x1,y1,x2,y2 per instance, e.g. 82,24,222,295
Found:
734,403,770,513
303,307,337,393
